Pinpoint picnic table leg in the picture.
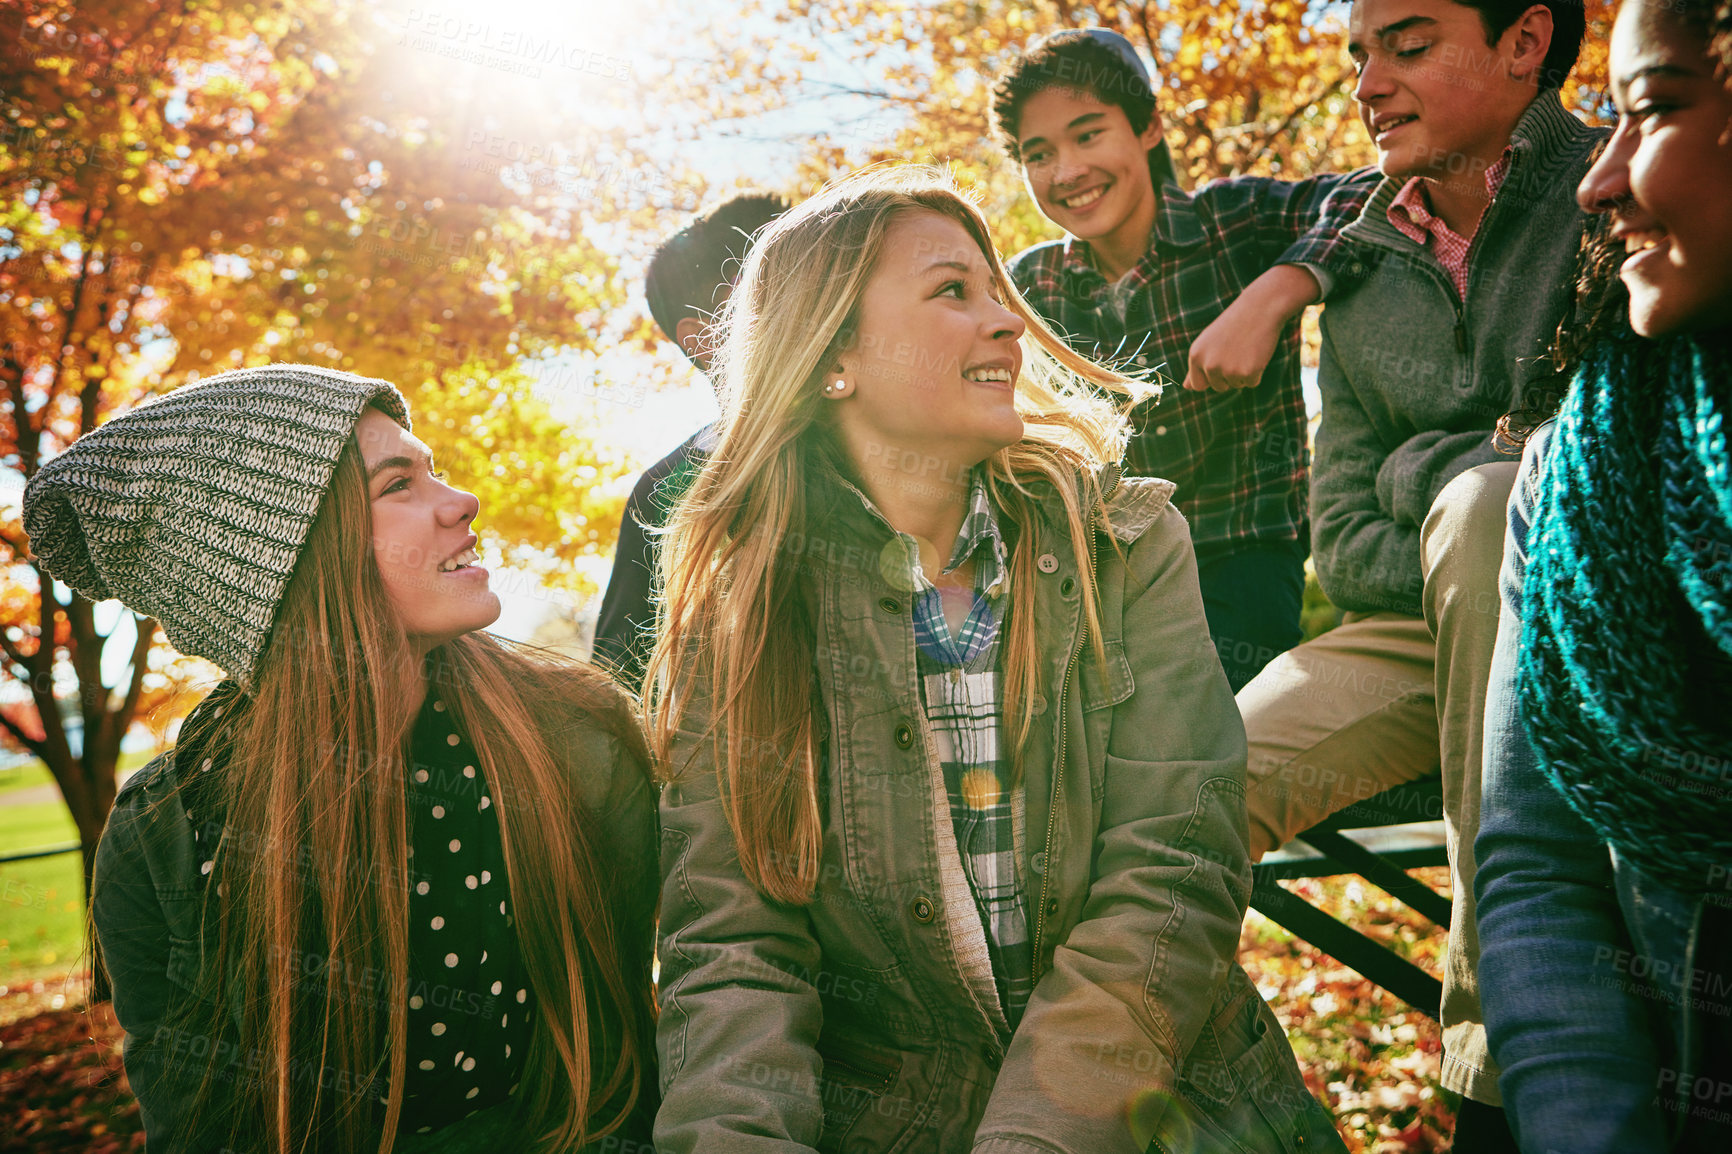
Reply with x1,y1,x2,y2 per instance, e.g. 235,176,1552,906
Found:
1249,872,1444,1021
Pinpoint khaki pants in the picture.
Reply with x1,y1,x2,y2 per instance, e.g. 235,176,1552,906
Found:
1237,462,1517,1105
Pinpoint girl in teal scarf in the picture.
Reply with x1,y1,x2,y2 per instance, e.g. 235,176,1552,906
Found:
1475,2,1732,1150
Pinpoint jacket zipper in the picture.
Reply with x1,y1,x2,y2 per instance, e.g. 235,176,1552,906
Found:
1031,526,1096,974
1345,151,1519,359
1445,151,1517,356
1452,194,1495,355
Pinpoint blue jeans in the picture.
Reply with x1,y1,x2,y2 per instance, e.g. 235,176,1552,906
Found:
1195,537,1307,692
1477,424,1732,1152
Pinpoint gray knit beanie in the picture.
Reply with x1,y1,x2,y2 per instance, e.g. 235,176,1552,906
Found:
22,364,412,690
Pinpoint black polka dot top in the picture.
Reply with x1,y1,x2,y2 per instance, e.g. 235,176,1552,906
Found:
174,684,538,1139
395,692,536,1133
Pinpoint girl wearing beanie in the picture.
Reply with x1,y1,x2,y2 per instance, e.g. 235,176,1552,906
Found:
642,166,1345,1153
24,366,657,1152
1474,2,1732,1150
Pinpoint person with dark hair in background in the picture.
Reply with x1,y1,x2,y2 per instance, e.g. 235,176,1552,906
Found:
1231,2,1597,1149
990,28,1379,691
593,192,788,692
1475,1,1732,1148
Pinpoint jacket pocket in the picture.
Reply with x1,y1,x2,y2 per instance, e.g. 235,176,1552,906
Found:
1080,639,1135,713
815,1036,904,1154
1175,979,1257,1109
165,934,217,1005
1167,975,1342,1154
1081,639,1136,803
1147,1100,1256,1154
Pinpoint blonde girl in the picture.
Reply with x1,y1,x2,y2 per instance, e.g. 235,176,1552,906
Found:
645,167,1344,1154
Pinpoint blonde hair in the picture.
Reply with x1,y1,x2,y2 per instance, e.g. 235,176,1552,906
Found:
162,436,651,1153
644,165,1157,904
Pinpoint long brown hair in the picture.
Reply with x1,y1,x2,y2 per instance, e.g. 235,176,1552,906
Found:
167,433,651,1153
643,166,1153,905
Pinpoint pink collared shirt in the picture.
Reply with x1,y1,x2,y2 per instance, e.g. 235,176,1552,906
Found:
1387,151,1511,299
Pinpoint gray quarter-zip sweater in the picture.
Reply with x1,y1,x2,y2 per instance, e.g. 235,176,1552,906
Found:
1311,94,1606,616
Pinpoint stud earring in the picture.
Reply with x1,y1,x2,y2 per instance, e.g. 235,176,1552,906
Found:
826,378,845,395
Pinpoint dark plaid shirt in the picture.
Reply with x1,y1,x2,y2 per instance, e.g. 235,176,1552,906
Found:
1009,170,1378,553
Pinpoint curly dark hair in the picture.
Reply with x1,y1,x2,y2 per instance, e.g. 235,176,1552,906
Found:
1496,0,1732,450
1496,180,1630,451
1715,0,1732,76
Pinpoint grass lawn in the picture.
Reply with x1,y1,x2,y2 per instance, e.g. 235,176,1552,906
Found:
0,762,58,797
0,800,84,982
0,753,156,985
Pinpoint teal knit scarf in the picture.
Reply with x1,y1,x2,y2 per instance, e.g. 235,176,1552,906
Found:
1518,328,1732,894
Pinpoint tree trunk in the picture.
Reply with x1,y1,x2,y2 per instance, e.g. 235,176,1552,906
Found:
43,746,121,1001
10,600,156,1004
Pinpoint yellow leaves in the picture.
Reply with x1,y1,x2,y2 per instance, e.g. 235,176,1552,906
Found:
715,0,1618,214
0,0,649,580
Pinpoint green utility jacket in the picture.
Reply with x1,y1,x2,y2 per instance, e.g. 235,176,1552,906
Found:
92,704,658,1153
655,469,1344,1154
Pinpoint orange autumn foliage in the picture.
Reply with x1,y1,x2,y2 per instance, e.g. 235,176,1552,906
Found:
0,0,669,904
680,0,1616,259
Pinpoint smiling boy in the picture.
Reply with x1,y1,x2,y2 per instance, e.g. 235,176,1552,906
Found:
992,30,1378,691
1232,2,1600,1147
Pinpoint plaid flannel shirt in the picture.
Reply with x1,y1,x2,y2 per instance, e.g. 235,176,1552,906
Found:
891,475,1031,1025
1009,169,1378,553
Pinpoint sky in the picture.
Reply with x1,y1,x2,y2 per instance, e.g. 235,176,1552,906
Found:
370,0,919,638
11,0,902,699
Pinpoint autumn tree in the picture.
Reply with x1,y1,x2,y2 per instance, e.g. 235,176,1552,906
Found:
0,0,687,907
679,0,1615,257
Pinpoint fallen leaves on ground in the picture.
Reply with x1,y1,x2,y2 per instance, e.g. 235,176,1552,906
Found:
1239,868,1457,1153
0,871,1456,1150
0,973,141,1152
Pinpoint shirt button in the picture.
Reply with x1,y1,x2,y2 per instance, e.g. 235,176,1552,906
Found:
894,722,915,750
1036,553,1059,574
1031,695,1047,716
911,897,935,923
1155,426,1169,436
1030,851,1046,874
